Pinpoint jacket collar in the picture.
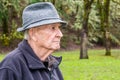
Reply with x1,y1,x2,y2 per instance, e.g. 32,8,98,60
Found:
18,40,62,70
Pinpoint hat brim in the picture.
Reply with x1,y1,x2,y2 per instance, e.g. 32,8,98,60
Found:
17,19,67,32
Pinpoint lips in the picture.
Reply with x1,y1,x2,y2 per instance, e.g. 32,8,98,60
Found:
53,41,60,43
53,41,60,44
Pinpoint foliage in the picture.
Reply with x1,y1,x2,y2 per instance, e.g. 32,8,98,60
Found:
0,0,22,33
87,0,120,46
0,0,120,49
0,34,10,46
110,1,120,44
0,20,23,46
0,0,26,46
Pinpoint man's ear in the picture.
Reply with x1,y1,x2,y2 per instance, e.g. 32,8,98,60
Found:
28,28,37,41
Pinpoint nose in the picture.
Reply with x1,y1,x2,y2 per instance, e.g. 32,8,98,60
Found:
56,29,63,38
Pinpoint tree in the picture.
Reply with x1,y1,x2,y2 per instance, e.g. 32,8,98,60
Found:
0,0,9,35
0,0,25,35
97,0,111,56
0,0,27,46
110,0,120,45
80,0,94,59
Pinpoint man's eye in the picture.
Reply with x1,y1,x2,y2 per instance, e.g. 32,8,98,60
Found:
52,27,55,30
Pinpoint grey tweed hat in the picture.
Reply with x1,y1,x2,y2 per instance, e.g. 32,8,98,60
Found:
17,2,67,32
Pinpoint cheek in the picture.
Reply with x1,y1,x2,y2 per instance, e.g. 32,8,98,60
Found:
36,33,52,45
35,30,58,46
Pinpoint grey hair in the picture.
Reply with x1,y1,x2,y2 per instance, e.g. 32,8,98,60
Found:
24,30,29,40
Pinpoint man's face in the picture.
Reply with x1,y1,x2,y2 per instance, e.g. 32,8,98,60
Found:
29,23,63,50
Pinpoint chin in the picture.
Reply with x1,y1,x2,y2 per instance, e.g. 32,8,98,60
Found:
51,46,60,50
53,47,60,50
47,44,60,50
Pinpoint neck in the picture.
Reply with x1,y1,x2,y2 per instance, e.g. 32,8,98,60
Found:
28,39,54,61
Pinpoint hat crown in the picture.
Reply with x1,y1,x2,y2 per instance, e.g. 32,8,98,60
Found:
22,2,60,28
17,2,67,32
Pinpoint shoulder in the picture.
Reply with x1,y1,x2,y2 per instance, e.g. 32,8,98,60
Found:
0,48,26,71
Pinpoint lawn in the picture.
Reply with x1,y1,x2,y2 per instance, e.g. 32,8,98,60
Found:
54,49,120,80
0,54,6,61
0,49,120,80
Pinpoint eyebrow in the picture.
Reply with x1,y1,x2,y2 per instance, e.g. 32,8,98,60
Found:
35,23,61,29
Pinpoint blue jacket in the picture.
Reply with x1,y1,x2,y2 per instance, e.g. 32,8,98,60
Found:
0,40,63,80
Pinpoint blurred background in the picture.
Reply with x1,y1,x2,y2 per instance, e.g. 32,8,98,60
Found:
0,0,120,57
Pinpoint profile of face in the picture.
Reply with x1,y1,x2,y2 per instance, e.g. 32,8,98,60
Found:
29,23,63,51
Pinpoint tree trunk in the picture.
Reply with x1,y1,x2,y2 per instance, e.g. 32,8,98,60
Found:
52,0,56,5
105,31,111,55
80,29,88,59
98,0,111,56
104,0,111,56
80,0,94,59
2,18,9,35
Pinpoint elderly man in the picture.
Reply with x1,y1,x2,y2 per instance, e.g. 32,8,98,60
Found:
0,2,67,80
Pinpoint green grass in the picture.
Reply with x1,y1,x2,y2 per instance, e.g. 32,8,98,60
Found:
54,49,120,80
0,49,120,80
0,54,6,61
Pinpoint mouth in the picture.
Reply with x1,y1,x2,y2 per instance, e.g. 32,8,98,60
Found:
53,41,60,43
